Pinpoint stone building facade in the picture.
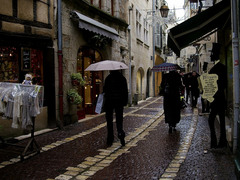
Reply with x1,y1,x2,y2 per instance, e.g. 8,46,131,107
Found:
58,0,129,124
57,0,168,125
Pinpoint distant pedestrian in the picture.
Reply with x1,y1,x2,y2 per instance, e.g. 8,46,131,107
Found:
190,71,200,108
103,70,128,146
161,71,182,133
184,73,191,104
179,71,187,109
208,43,228,148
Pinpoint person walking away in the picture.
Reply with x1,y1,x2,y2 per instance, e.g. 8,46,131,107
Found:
184,73,191,104
179,71,187,109
190,71,200,108
161,71,182,133
103,70,128,146
208,43,228,148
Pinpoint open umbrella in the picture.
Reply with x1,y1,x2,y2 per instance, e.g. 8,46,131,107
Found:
152,62,180,72
85,60,128,71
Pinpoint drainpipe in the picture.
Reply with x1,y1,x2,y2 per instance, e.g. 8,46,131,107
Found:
152,0,156,97
128,5,133,105
58,0,63,128
231,0,239,154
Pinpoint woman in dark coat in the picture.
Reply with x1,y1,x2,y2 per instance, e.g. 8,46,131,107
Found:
161,71,182,133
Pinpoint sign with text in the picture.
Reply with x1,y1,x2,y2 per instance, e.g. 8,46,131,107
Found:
200,73,218,103
21,48,31,71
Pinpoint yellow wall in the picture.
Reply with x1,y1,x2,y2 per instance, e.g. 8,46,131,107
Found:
155,55,164,95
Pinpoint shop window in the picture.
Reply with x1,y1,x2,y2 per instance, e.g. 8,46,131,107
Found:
0,47,19,82
20,48,43,85
0,46,43,85
136,9,142,40
30,49,43,85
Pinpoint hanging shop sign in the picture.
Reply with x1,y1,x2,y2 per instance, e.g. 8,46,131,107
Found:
200,73,218,103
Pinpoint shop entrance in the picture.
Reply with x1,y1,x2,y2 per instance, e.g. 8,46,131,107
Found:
77,48,103,119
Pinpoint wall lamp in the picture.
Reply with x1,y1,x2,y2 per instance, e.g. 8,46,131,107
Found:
160,0,170,18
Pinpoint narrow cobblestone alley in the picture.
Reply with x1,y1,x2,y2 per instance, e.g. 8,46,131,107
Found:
0,97,236,180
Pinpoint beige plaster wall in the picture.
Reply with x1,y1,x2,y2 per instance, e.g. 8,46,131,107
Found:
0,0,12,16
18,0,34,21
1,22,25,33
127,0,154,98
36,1,49,23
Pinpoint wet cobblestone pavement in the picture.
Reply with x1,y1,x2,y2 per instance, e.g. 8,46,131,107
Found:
0,96,237,180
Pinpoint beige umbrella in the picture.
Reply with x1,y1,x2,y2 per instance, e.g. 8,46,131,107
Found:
85,60,128,71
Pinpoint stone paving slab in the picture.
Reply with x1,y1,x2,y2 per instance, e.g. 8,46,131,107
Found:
175,111,237,180
0,97,163,179
0,97,237,180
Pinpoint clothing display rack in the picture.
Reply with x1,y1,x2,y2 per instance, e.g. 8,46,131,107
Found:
0,82,44,160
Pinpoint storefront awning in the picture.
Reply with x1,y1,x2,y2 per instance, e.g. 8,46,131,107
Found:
71,11,119,41
167,0,231,56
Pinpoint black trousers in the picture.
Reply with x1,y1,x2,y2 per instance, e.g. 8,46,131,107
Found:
185,88,190,103
191,93,198,107
105,103,125,142
208,99,227,146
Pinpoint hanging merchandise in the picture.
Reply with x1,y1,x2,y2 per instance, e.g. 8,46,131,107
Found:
0,82,44,129
0,82,44,160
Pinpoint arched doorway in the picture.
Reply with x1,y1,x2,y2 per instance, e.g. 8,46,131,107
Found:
77,47,103,119
146,68,151,98
136,67,144,101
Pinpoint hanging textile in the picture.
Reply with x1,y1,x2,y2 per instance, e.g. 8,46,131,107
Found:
0,82,44,129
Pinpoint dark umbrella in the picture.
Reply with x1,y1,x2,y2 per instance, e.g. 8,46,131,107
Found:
152,62,180,72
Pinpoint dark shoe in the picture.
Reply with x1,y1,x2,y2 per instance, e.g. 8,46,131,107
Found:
169,127,172,134
211,141,217,149
173,127,176,132
120,137,125,146
217,141,228,148
107,141,113,147
107,136,113,146
118,132,125,146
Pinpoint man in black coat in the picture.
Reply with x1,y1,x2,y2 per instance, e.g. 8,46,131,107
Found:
103,70,128,146
208,43,228,148
190,71,200,108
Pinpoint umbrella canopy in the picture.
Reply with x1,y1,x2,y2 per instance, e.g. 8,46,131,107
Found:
152,62,180,72
85,60,128,71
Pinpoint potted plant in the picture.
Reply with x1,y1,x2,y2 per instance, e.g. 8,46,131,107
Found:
90,35,108,48
67,89,83,105
70,73,85,86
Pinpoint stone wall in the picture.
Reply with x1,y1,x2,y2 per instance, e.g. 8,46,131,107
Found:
59,0,128,123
